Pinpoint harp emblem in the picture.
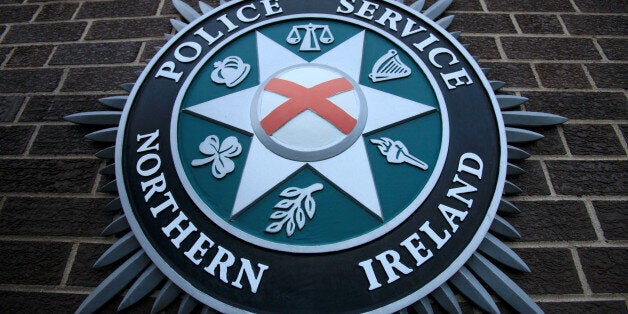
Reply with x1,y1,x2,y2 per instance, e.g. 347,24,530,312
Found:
369,49,412,83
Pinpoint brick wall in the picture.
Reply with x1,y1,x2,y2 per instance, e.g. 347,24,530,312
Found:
0,0,625,312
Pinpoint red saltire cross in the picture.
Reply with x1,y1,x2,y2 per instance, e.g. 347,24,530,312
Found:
260,77,358,136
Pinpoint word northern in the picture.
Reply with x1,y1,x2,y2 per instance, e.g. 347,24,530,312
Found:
155,0,475,91
134,130,269,294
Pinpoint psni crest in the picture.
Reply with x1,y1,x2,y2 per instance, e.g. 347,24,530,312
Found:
65,1,567,313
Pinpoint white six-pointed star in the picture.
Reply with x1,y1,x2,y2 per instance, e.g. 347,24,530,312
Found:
184,30,436,221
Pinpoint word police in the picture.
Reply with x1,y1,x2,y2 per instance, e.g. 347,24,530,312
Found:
156,0,474,90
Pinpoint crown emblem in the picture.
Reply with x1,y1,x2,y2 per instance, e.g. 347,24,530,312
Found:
369,49,412,83
210,56,251,88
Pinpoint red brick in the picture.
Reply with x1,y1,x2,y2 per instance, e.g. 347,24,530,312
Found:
76,0,160,19
509,201,596,241
481,62,537,88
586,63,628,89
30,125,107,155
506,160,551,196
0,5,38,23
597,38,628,61
36,3,80,22
0,126,35,155
546,160,627,196
62,66,141,92
541,301,628,314
592,201,627,241
0,291,84,313
0,197,114,237
563,124,625,156
0,69,63,93
140,39,167,61
0,241,71,285
68,243,120,287
5,45,54,68
0,96,24,122
501,37,601,60
578,248,628,293
3,22,87,44
535,63,591,89
85,18,170,40
20,95,108,123
516,14,564,34
161,0,214,15
450,13,517,34
447,0,483,11
460,36,500,60
504,248,582,294
0,46,11,65
522,91,627,120
50,42,141,65
516,127,566,156
96,296,163,313
0,159,100,193
485,0,575,12
573,0,628,13
562,15,628,36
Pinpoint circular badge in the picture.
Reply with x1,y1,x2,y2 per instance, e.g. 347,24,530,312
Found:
117,1,506,312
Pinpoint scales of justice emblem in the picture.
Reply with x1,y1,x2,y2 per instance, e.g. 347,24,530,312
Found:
67,0,567,313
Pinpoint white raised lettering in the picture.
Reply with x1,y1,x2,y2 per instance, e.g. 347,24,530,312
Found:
358,259,383,291
194,27,224,46
260,0,283,16
336,0,356,14
413,33,439,52
205,246,236,283
438,204,468,233
216,14,239,32
458,152,483,179
400,233,433,267
184,232,215,265
162,211,198,248
419,221,450,249
175,42,202,63
401,18,426,37
355,1,379,20
231,258,269,293
441,68,474,90
136,153,161,177
429,47,459,69
150,191,179,217
137,130,160,153
375,250,413,284
155,61,182,82
375,8,403,31
237,4,260,22
141,172,166,201
447,174,477,208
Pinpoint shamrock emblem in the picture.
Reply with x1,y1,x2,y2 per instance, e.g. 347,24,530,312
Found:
191,135,242,179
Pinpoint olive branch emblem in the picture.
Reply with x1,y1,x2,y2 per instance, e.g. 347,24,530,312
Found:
266,183,324,237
